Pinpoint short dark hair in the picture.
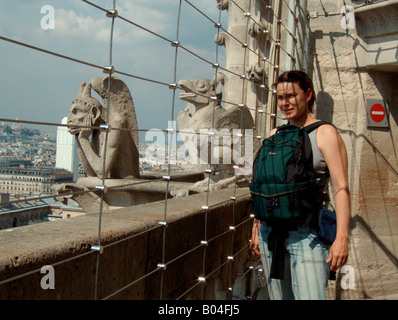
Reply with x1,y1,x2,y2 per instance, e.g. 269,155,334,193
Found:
275,70,316,113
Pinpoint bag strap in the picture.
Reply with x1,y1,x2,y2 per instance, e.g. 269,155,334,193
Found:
303,120,330,134
276,120,331,134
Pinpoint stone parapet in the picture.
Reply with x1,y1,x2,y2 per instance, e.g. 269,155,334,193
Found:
0,188,253,300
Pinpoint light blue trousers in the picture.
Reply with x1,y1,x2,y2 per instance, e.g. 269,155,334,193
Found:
259,222,330,300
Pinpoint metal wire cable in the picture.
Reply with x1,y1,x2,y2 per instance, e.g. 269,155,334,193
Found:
0,40,281,125
102,265,162,300
0,36,104,71
0,0,298,299
262,0,297,41
0,191,252,292
0,249,97,287
198,2,225,299
93,0,116,300
101,193,253,300
224,0,251,297
0,4,292,97
0,6,287,114
185,0,287,73
157,0,184,301
282,0,298,19
229,0,288,74
0,113,285,147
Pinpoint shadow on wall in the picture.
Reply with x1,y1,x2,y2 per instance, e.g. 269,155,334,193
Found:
315,91,334,124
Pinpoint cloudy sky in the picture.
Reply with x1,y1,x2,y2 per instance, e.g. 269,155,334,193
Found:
0,0,227,139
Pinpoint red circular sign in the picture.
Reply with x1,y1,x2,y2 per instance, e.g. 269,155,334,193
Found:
370,103,385,123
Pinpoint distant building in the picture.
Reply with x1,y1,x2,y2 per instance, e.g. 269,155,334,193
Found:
11,117,22,131
0,157,73,195
0,192,84,230
56,117,79,181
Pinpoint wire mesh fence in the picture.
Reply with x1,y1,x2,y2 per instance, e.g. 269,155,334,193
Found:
0,0,304,300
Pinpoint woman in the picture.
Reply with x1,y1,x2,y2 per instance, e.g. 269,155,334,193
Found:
250,70,350,299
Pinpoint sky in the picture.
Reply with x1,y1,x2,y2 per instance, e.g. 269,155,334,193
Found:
0,0,227,140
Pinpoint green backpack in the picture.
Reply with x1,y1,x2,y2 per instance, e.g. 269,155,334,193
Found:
249,121,328,226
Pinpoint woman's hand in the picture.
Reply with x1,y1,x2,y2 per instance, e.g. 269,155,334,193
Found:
327,236,349,271
250,220,261,258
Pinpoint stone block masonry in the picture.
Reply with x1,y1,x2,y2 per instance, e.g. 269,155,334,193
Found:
0,188,253,300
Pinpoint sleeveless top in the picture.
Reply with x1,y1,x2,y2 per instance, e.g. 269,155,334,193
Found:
308,128,327,177
308,124,331,207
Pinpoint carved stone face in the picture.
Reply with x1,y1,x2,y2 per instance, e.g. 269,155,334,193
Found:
67,82,103,135
67,100,101,135
246,65,265,83
67,101,90,134
178,78,213,105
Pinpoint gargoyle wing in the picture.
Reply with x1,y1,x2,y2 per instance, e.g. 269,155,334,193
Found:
90,76,139,148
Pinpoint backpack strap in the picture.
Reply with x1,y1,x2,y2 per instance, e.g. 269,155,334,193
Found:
305,120,332,214
303,120,330,133
277,120,331,134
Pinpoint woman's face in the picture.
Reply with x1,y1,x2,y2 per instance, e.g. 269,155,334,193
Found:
276,81,312,122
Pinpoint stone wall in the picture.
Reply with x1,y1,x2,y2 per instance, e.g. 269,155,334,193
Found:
0,189,253,300
308,0,398,299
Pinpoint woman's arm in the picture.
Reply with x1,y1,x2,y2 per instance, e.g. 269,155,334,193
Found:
317,124,350,271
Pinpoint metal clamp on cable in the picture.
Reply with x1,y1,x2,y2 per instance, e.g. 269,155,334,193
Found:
91,245,104,254
103,65,114,74
99,123,111,132
157,263,166,270
95,185,108,192
171,40,180,47
159,221,168,227
106,9,118,18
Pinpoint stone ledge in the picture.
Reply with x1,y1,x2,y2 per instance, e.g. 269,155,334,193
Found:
355,0,398,39
0,187,250,266
0,188,252,299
